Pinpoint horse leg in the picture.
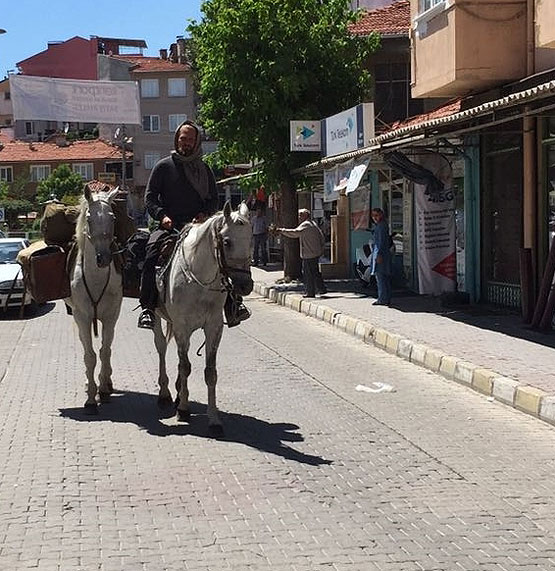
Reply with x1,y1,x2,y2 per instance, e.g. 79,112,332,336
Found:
75,315,98,413
154,317,172,406
204,322,224,437
174,333,191,422
98,315,117,402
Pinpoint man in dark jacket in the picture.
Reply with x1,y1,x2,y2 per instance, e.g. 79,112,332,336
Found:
138,120,249,329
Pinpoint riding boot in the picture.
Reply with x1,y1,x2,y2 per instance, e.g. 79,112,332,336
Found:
224,293,251,327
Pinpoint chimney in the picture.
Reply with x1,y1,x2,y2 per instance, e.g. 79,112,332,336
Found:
159,48,167,60
169,43,177,63
176,37,186,64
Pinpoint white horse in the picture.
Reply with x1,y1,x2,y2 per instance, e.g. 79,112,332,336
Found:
65,185,123,413
153,201,253,437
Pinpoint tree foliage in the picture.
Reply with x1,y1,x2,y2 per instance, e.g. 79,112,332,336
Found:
0,180,34,228
36,164,84,205
188,0,379,277
188,0,378,182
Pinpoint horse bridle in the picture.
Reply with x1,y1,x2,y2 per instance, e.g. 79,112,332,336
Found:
213,221,252,294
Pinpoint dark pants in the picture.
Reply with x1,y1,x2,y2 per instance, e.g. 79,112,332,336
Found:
140,228,171,310
302,257,326,297
252,232,268,265
375,272,392,304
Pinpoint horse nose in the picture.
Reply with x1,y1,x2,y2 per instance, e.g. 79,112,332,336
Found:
96,252,111,268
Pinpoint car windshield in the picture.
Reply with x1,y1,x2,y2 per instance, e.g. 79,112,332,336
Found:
0,243,23,263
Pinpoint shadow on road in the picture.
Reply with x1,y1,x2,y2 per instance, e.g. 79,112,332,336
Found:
59,390,332,466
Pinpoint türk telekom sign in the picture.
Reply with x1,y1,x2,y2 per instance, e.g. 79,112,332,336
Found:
321,103,374,158
10,75,141,125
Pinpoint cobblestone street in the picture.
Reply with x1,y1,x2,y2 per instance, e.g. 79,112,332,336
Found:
1,296,555,570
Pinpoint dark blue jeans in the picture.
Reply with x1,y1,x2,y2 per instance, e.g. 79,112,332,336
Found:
375,272,392,304
253,232,268,265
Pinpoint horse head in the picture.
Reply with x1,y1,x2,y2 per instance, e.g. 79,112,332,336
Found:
217,201,254,296
81,184,120,268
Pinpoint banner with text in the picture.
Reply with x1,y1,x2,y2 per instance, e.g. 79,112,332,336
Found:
10,75,141,125
415,154,456,295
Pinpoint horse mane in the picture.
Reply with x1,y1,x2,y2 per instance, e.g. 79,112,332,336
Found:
192,207,250,247
75,195,89,253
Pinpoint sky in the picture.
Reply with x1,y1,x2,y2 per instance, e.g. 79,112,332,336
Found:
0,0,203,79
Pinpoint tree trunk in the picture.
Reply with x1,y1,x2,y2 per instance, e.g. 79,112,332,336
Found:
280,176,301,280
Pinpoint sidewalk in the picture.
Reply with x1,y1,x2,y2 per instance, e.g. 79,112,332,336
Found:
249,263,555,426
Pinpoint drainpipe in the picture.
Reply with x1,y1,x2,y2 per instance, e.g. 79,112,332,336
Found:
522,0,536,288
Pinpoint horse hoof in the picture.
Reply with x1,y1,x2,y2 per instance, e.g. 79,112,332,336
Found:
84,403,98,415
209,424,224,438
99,392,111,403
177,409,191,422
157,395,173,407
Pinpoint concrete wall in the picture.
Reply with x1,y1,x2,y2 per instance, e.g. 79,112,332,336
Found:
537,0,555,49
411,0,526,98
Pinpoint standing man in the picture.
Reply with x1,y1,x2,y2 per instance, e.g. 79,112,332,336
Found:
251,207,268,266
273,209,327,298
138,120,250,328
370,207,393,306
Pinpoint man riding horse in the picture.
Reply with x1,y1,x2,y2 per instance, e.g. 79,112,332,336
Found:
138,120,250,329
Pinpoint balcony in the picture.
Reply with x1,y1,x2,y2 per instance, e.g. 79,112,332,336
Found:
410,0,526,98
537,0,555,49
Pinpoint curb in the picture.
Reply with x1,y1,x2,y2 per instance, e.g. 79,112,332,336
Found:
253,283,555,427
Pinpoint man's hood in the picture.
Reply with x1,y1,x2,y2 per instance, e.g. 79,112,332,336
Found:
173,120,201,154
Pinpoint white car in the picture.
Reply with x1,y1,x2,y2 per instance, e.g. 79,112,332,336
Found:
0,238,34,311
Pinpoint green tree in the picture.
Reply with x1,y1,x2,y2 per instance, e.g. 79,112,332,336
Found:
189,0,378,278
36,164,84,205
0,179,33,229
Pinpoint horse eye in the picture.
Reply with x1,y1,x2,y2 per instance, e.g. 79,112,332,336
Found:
223,237,232,248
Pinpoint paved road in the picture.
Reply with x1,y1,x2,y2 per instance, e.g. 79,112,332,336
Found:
1,295,555,570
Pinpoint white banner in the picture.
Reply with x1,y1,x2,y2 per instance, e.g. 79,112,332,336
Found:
415,154,456,295
10,75,141,125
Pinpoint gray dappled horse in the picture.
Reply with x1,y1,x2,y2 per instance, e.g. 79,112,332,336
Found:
153,201,253,437
65,185,123,412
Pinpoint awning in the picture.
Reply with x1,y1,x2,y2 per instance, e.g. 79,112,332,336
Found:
293,78,555,175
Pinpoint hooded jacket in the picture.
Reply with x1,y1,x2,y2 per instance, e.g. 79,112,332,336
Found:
144,121,218,229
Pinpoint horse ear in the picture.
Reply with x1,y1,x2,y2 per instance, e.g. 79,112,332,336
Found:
223,200,232,219
239,202,249,218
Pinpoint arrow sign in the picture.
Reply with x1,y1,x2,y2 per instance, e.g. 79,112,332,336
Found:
300,126,315,140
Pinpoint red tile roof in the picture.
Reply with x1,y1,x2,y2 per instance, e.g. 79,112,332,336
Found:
388,98,463,131
350,0,410,37
112,55,191,73
0,139,126,163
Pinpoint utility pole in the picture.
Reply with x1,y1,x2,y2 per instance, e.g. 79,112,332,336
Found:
121,124,127,192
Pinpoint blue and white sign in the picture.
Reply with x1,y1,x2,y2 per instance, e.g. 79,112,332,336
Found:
290,121,321,151
321,103,375,158
0,207,4,222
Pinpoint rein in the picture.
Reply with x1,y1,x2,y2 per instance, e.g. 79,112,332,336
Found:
177,216,249,293
81,254,112,338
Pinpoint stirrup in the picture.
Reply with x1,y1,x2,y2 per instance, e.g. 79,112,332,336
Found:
224,298,251,328
138,309,155,330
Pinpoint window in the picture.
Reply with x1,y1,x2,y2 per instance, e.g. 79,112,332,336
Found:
0,166,13,183
25,121,34,135
30,165,51,182
168,78,187,97
4,92,10,100
140,79,159,98
169,114,188,132
144,152,161,170
72,163,94,180
142,115,160,133
419,0,444,12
